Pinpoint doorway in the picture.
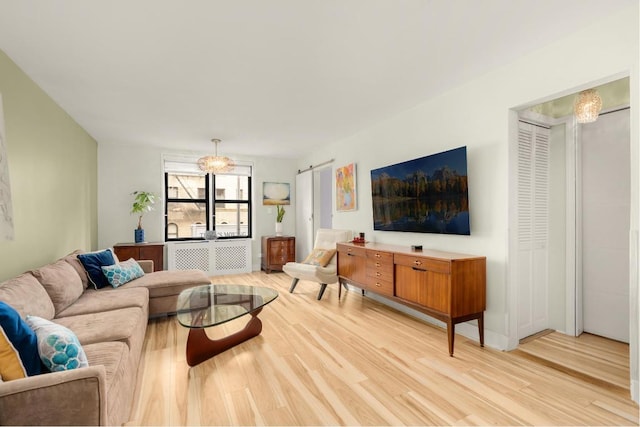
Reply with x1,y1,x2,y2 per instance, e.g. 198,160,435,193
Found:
295,164,333,261
509,76,633,395
513,77,630,341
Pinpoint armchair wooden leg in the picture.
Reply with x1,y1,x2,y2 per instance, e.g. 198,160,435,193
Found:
317,283,328,300
289,278,299,293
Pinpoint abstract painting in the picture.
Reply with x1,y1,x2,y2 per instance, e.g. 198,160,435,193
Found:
336,163,356,211
263,182,290,205
0,94,14,240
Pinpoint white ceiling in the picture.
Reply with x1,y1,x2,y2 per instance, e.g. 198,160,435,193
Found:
0,0,634,158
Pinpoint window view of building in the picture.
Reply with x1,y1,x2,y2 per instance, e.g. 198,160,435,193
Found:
164,162,252,240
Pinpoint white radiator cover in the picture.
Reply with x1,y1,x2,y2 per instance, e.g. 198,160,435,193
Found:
166,239,252,275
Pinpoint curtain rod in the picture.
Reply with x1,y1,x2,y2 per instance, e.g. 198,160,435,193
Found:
297,158,334,174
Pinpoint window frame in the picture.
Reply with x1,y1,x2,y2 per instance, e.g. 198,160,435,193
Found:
163,168,252,241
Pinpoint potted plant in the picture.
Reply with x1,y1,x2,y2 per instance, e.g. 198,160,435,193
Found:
131,191,156,243
275,204,285,236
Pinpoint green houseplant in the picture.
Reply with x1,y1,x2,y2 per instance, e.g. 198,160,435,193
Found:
131,191,156,243
275,204,285,236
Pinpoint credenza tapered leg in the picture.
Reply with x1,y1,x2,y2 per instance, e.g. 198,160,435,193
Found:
447,321,455,357
478,312,484,347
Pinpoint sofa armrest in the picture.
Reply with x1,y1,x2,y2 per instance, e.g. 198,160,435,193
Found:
137,259,154,273
0,366,108,426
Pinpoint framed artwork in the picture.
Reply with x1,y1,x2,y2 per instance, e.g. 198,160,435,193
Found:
263,182,290,205
0,94,14,240
336,163,357,211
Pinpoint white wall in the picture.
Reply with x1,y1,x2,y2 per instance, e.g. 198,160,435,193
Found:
98,144,298,270
297,2,638,363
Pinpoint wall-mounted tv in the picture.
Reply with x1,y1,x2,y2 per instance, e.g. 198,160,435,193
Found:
370,146,470,235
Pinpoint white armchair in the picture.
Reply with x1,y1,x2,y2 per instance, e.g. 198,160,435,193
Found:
282,229,352,300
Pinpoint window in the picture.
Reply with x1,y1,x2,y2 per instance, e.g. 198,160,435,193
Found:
164,159,252,241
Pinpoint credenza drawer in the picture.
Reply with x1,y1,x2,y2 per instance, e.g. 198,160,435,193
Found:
365,277,394,296
338,244,367,257
366,250,393,263
394,254,451,274
366,259,393,281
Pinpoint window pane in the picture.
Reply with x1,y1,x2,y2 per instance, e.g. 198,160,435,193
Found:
215,175,248,201
167,174,206,200
215,203,249,237
167,202,207,238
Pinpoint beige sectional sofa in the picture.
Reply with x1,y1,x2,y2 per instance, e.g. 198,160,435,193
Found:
0,250,210,426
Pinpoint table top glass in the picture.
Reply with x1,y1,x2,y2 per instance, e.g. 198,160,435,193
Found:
176,284,279,328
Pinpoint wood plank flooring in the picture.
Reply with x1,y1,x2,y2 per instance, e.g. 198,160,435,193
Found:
129,271,639,426
516,331,630,390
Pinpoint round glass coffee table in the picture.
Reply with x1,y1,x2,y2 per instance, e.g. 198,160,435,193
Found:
176,284,279,366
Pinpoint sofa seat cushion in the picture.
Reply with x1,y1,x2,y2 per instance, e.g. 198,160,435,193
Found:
53,307,144,349
0,273,55,320
83,341,134,426
120,269,210,297
56,287,149,318
83,341,128,396
31,260,84,315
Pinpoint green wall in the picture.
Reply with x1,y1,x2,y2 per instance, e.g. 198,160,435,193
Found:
0,50,97,281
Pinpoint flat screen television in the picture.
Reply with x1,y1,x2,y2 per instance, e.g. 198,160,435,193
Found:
370,146,470,235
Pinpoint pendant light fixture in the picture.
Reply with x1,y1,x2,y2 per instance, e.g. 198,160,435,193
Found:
574,89,603,123
197,139,235,173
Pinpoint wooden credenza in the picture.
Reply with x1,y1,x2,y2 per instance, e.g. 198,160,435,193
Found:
113,242,164,271
261,236,295,273
337,242,486,356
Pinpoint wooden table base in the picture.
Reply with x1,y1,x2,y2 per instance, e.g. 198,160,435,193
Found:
186,309,263,367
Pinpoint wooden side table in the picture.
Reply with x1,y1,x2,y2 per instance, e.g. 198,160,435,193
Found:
261,236,295,273
113,242,164,271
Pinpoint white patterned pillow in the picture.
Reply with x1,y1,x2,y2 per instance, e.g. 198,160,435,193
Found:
101,258,145,288
25,316,88,372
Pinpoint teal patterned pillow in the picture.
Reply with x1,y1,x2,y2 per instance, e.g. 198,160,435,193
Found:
101,258,145,288
25,316,88,372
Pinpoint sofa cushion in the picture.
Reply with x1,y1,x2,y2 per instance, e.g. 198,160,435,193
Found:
53,307,144,349
25,316,88,372
31,260,84,315
121,269,210,298
82,341,133,427
0,302,42,380
56,287,149,318
77,249,116,290
101,258,145,288
62,250,89,289
0,273,55,320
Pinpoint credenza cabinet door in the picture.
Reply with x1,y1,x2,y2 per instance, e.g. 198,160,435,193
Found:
395,265,450,313
337,246,367,285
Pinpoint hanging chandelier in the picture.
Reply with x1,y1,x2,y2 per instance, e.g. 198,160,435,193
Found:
197,139,235,173
574,89,603,123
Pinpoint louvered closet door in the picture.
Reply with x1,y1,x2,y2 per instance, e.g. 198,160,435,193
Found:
517,121,550,339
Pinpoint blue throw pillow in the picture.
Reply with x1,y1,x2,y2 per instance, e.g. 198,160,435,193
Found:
25,316,88,372
101,258,145,288
0,301,42,380
77,249,116,289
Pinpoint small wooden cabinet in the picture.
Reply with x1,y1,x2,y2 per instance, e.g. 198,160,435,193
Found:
113,242,164,271
261,236,295,273
337,242,486,356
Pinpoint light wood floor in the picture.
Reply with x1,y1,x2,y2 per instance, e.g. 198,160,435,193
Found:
517,331,630,391
129,272,639,426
